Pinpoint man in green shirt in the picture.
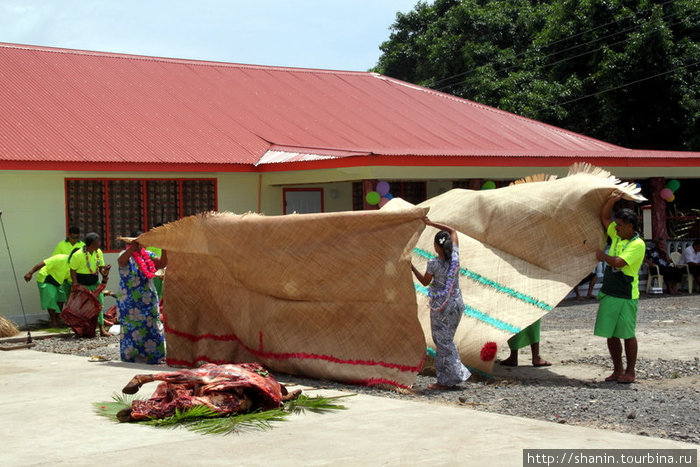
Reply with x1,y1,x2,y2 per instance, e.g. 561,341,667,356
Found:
53,226,85,255
24,254,71,327
595,193,646,384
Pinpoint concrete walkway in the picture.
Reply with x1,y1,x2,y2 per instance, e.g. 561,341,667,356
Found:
0,349,696,466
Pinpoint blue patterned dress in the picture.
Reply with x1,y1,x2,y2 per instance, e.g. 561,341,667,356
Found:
426,245,471,386
117,251,165,364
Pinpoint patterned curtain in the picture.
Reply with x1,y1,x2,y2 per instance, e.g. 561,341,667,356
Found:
108,180,143,250
66,179,105,243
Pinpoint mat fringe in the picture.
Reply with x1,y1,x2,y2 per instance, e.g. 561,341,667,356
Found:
510,174,558,185
568,162,645,201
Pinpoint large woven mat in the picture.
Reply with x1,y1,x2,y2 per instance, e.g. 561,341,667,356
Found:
382,163,646,377
137,207,428,388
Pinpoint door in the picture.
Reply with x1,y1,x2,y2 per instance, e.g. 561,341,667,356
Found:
283,188,323,214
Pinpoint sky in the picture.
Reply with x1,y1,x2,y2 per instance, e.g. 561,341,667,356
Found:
0,0,419,71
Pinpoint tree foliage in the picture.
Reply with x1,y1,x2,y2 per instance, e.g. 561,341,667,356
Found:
373,0,700,150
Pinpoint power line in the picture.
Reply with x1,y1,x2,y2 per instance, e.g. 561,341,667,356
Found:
538,59,700,111
432,10,698,93
427,0,684,90
536,0,678,51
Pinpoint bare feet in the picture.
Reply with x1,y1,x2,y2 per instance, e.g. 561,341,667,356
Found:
605,372,623,382
617,372,635,384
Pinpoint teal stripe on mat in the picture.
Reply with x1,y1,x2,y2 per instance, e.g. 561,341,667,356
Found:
413,247,553,311
414,283,521,334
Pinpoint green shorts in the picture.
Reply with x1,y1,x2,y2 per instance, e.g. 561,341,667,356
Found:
37,281,63,312
508,320,540,350
594,292,638,339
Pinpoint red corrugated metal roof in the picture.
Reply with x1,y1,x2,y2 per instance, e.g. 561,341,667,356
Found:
1,42,698,170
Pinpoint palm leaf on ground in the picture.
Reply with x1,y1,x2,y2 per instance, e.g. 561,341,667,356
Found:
94,392,354,435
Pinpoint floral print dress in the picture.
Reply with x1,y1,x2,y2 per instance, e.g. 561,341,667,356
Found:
426,245,471,386
117,250,165,364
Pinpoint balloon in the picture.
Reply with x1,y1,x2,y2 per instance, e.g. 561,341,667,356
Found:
665,179,680,192
659,188,673,200
365,191,381,205
379,197,390,208
376,181,390,197
666,194,675,202
481,180,496,190
385,193,393,200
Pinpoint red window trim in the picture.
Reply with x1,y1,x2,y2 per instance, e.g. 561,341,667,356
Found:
64,177,218,252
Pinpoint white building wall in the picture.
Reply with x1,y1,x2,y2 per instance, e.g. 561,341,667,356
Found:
0,170,262,327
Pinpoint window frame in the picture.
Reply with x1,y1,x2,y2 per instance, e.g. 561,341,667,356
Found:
64,177,218,253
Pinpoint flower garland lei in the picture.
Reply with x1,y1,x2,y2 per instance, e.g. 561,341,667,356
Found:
85,247,99,274
429,250,460,312
132,248,157,279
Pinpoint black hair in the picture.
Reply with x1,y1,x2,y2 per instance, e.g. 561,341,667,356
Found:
434,230,453,261
68,226,80,235
84,232,100,247
614,208,638,230
693,240,700,247
131,230,143,237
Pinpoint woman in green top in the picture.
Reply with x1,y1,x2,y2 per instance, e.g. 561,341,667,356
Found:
68,232,112,337
52,226,85,304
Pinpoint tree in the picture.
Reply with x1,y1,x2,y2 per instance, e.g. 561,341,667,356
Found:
373,0,700,151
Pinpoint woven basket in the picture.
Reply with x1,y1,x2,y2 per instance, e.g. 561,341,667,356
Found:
61,284,106,338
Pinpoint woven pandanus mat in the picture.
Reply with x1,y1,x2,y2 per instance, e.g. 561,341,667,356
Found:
382,163,646,377
136,207,428,388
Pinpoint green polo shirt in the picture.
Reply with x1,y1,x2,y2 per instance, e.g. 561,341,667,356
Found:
36,254,71,284
53,239,85,256
69,248,104,274
607,222,645,299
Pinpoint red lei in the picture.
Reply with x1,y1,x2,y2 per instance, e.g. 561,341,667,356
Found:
132,248,157,279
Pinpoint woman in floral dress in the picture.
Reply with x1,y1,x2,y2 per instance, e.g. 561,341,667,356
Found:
117,237,167,364
411,217,471,389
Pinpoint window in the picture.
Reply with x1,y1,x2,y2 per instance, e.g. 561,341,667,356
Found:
352,182,365,210
352,181,427,209
65,178,217,252
389,182,426,205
